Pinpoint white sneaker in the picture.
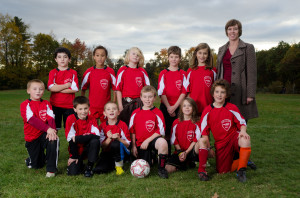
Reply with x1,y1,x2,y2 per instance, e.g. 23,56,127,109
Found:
45,172,55,178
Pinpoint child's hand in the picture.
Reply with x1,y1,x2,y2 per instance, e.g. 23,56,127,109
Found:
112,133,119,139
140,140,149,150
208,149,215,158
68,158,78,166
169,112,176,117
132,145,138,158
107,130,112,138
239,131,250,140
167,105,176,115
179,151,186,162
46,128,58,141
65,82,72,89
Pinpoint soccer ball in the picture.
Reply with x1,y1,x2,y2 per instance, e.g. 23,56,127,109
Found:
130,159,150,178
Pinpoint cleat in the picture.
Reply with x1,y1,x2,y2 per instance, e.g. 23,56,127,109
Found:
115,166,124,175
46,172,55,178
158,168,168,179
84,166,93,177
247,160,257,170
198,172,209,181
25,158,32,169
237,168,247,183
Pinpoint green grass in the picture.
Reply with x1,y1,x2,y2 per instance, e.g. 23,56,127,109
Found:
0,90,299,197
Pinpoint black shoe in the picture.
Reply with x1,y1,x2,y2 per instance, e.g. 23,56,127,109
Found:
25,158,32,168
84,166,93,177
158,168,168,179
237,168,247,183
247,160,257,170
198,172,209,181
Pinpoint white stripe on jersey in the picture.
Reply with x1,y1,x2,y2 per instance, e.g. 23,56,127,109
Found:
200,112,209,133
229,110,247,126
120,129,131,145
142,71,150,85
156,115,165,136
116,70,125,88
91,125,100,136
170,124,178,145
99,129,106,144
212,70,216,81
71,74,79,91
157,74,165,96
67,123,76,142
195,124,201,140
182,74,189,91
128,113,136,130
26,103,34,122
110,73,116,86
46,104,55,118
81,71,91,89
186,72,191,88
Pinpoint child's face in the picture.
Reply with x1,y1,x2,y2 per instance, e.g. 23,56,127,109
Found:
129,50,140,65
27,82,45,101
93,49,107,67
182,100,193,117
213,86,227,104
74,104,89,120
196,48,208,65
168,53,180,67
55,52,70,68
141,92,155,109
103,103,119,120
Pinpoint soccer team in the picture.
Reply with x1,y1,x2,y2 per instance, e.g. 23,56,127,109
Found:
20,38,254,182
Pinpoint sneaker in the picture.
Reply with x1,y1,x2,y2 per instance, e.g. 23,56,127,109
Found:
115,166,124,175
198,172,209,181
158,168,168,179
84,166,93,177
45,172,55,178
25,158,32,169
247,160,257,170
237,168,247,183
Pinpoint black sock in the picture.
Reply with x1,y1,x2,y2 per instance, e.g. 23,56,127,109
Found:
158,154,167,169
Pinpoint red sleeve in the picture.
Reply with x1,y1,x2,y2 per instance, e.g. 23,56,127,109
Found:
90,117,100,136
115,66,126,92
154,109,165,136
47,69,56,90
81,68,91,91
186,68,192,93
45,101,55,121
193,122,201,142
229,104,247,130
65,115,76,142
157,70,166,96
129,109,138,134
140,68,150,86
70,70,79,91
28,116,50,132
120,121,131,144
108,68,117,91
170,119,179,145
200,106,211,136
20,100,30,123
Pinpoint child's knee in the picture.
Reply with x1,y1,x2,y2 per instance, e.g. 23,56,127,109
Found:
199,137,209,147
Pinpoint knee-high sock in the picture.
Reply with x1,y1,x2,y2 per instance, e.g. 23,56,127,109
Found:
231,159,239,172
198,148,208,173
238,147,251,170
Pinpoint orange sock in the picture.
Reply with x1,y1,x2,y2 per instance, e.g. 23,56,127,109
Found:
238,147,251,170
231,159,239,172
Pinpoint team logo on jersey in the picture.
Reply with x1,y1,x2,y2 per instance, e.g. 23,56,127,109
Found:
175,80,182,90
221,119,231,131
64,78,72,84
187,130,194,142
204,76,212,87
145,120,155,132
100,79,108,89
136,77,143,87
39,110,47,121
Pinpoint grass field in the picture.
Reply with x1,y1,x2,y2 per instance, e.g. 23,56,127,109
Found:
0,90,299,197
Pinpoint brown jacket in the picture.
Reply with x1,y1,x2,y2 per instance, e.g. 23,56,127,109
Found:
216,39,258,120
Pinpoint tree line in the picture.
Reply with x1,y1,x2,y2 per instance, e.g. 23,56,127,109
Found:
0,14,299,93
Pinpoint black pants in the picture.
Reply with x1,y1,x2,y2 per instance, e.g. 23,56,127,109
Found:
159,103,179,140
25,133,59,173
52,106,74,130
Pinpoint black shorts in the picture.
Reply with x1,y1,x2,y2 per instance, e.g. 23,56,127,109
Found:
166,146,198,170
52,106,74,130
137,136,161,166
119,98,143,126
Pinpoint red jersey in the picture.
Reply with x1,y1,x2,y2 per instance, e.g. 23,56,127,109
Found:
187,66,216,114
81,66,116,109
170,119,201,151
48,68,79,108
65,114,100,157
157,69,187,106
200,102,246,149
115,66,150,98
99,120,131,145
129,107,165,147
20,99,55,142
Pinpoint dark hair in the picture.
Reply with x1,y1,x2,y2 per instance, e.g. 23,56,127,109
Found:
93,45,108,56
168,46,181,58
73,96,90,108
54,47,71,59
27,79,44,89
225,19,242,37
178,98,199,123
189,43,214,70
210,79,231,97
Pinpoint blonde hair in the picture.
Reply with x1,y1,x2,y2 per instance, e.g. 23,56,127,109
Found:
178,98,199,123
27,79,45,89
189,43,213,70
140,85,157,97
104,101,118,110
124,47,145,67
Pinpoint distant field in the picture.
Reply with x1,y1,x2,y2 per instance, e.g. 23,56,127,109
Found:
0,90,299,197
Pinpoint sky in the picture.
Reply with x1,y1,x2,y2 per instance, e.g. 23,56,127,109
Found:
1,0,300,60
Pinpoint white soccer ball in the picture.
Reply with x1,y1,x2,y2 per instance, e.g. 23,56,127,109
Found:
130,159,150,178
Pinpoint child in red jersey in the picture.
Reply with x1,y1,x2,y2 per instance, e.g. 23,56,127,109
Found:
165,98,215,173
81,45,116,123
198,79,251,183
94,101,130,175
157,46,187,155
187,43,217,115
129,85,169,179
65,96,100,177
116,47,150,126
48,47,79,130
20,79,59,177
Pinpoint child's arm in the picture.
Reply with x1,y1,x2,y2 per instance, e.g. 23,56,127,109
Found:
101,130,113,149
179,142,196,162
140,133,161,150
27,117,58,141
116,91,123,112
238,125,250,139
114,134,130,148
161,95,175,116
49,83,71,92
169,93,186,115
131,133,138,157
60,88,77,94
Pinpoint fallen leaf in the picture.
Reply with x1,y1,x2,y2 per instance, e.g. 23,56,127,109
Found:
212,192,219,198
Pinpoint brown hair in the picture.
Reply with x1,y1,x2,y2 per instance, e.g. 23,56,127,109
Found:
140,85,157,97
225,19,242,37
178,97,199,123
168,46,181,58
124,47,145,67
210,79,231,98
73,96,90,108
93,45,108,56
104,101,118,110
27,79,45,89
189,43,213,70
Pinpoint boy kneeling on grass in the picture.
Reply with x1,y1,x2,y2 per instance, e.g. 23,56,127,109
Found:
65,96,100,177
198,79,252,182
20,79,59,178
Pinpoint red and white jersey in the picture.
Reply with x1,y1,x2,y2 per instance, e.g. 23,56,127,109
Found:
157,69,188,106
48,68,79,108
65,114,100,157
115,66,150,98
81,66,116,109
200,102,246,149
99,120,131,145
20,99,55,142
170,119,201,151
186,66,217,114
129,107,165,147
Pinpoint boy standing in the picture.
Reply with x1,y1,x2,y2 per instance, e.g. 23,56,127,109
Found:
129,85,169,179
20,79,59,177
48,47,79,130
157,46,187,154
65,96,100,177
198,79,252,182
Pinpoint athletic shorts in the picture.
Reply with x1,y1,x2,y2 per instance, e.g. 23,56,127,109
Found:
137,136,161,166
90,107,106,123
166,146,198,170
52,106,74,130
